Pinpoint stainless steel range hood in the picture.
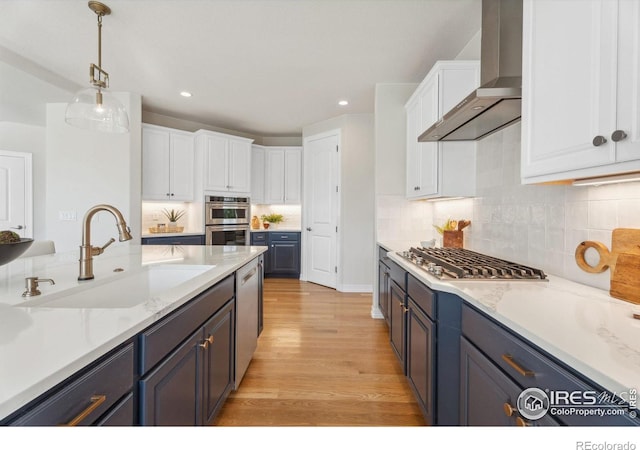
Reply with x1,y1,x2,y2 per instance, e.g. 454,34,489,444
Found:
418,0,522,142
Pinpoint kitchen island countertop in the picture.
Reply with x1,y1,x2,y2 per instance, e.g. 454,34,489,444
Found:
0,244,266,421
378,240,640,398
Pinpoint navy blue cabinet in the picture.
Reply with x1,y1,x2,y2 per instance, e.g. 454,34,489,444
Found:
6,342,135,426
377,247,391,324
461,304,639,426
139,329,203,426
251,231,300,278
138,275,237,426
406,298,435,425
203,301,235,424
141,235,205,246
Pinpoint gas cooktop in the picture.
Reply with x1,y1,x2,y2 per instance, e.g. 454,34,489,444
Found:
397,247,548,281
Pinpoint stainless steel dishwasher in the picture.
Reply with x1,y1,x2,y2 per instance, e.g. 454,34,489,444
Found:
234,257,260,389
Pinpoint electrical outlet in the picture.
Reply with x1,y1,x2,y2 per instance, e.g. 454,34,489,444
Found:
58,210,77,221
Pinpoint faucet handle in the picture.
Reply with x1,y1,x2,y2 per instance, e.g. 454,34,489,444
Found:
92,238,116,256
22,277,55,297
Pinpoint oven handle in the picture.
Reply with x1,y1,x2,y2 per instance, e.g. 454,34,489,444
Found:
206,225,250,232
206,203,249,209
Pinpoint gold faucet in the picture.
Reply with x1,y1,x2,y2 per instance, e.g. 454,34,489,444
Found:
79,204,133,280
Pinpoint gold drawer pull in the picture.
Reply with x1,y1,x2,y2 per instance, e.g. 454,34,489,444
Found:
64,395,106,426
515,417,530,427
501,354,535,377
503,403,516,417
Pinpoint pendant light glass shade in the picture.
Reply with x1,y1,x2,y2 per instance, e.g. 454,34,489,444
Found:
65,2,129,133
65,87,129,133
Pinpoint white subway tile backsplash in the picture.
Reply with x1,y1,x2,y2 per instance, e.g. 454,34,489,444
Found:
588,200,618,230
617,199,640,227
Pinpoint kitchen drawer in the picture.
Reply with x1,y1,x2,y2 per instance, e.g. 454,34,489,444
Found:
250,232,267,244
142,235,204,245
139,275,234,374
462,304,638,426
378,246,391,262
269,232,300,242
95,392,134,426
10,343,134,426
387,258,406,289
407,273,435,320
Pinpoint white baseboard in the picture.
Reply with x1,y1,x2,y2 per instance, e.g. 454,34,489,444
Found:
370,308,384,319
337,284,373,293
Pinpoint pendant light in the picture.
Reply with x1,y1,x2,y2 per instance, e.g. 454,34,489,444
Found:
65,1,129,133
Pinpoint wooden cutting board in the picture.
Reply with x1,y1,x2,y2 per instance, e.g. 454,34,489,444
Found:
575,228,640,304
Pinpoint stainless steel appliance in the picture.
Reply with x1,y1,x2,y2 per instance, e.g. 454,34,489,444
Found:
419,0,523,142
398,247,547,281
235,257,260,389
204,196,250,246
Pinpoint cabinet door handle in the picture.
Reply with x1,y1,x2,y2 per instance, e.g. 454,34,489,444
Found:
64,395,106,426
592,135,607,146
503,403,516,417
199,335,214,349
611,130,627,142
501,354,535,377
515,417,530,427
306,227,312,231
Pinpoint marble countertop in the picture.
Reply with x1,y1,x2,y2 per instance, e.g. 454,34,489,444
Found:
378,240,640,396
0,244,266,420
140,231,204,238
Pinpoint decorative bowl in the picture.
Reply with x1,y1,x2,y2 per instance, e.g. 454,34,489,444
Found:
0,238,34,266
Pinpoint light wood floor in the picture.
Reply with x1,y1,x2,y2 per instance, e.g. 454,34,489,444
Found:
213,278,425,426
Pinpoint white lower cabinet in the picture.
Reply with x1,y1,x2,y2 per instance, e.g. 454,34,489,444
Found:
521,0,640,183
405,61,479,199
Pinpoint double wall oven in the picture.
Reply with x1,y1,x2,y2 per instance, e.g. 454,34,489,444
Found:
205,196,250,246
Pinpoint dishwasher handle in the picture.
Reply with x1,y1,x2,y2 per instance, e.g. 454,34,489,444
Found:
241,267,257,285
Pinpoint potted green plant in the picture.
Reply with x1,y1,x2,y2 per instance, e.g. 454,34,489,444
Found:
163,208,186,229
260,213,284,229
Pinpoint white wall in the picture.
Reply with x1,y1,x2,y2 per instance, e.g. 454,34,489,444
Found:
45,94,142,253
302,114,375,292
0,122,46,239
373,83,434,244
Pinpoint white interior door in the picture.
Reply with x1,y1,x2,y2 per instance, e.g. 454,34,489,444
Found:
0,151,32,238
303,131,339,289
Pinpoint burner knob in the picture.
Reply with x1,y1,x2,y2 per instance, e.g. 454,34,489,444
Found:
427,262,436,272
433,266,443,276
415,257,424,265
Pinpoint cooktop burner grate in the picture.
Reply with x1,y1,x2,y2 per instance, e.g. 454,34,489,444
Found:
397,247,548,281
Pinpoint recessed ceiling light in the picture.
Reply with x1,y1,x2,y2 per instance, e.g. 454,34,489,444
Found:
338,100,349,106
180,91,192,98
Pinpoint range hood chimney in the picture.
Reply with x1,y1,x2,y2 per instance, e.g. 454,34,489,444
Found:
418,0,522,142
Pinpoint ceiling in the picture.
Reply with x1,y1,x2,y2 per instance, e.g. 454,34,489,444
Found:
0,0,481,137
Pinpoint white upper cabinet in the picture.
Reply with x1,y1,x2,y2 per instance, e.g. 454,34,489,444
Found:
142,124,194,201
405,61,480,199
254,146,302,205
521,0,640,183
195,130,253,195
251,145,266,204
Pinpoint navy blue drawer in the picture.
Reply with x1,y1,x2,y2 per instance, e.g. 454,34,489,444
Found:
407,274,435,320
378,246,391,262
387,258,406,290
251,232,267,244
462,304,638,426
269,232,300,242
10,343,134,426
142,235,204,245
139,275,234,374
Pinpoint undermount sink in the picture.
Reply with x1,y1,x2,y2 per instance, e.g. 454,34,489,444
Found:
17,264,214,309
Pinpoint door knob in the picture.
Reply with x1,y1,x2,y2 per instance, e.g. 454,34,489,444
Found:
592,135,607,147
611,130,627,142
306,227,312,231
